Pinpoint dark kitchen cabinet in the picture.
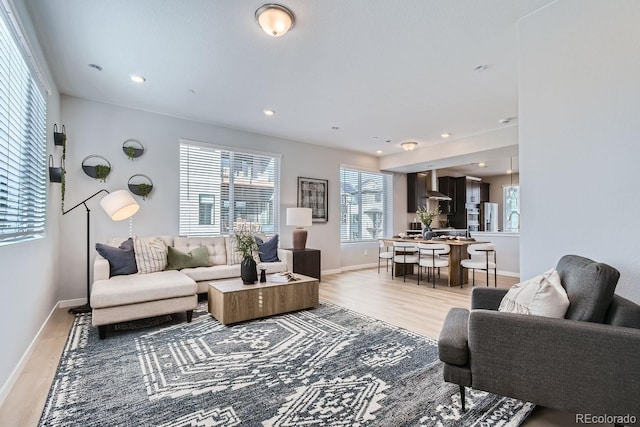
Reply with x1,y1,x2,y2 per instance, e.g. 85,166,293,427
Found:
438,176,456,215
480,182,490,203
466,179,481,204
407,172,429,212
451,177,482,228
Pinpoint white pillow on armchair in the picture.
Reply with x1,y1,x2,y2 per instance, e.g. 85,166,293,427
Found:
498,268,570,318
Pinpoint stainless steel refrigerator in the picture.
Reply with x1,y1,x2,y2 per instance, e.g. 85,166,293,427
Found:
480,202,499,232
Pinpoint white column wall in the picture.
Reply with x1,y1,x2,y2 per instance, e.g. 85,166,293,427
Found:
519,0,640,302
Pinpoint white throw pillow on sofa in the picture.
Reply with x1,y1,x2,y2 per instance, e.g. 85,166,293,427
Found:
498,268,570,318
134,236,168,274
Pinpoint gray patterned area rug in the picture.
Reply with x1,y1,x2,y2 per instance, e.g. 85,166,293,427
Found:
39,302,534,426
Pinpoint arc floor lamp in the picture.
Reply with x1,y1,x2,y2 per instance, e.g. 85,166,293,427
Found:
64,189,139,314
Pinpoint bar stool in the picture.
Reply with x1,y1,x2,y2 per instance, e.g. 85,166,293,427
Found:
417,243,450,287
460,243,497,287
378,239,393,274
392,241,418,282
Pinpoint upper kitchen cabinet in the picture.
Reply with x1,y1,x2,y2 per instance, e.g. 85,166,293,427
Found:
438,176,456,214
466,177,481,204
455,176,482,206
480,182,490,203
407,172,428,212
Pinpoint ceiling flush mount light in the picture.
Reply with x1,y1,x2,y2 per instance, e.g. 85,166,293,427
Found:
478,162,487,168
401,141,418,151
130,74,146,84
255,4,295,37
263,109,275,116
440,133,451,138
376,150,383,154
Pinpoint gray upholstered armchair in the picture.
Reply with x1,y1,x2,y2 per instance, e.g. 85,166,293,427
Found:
438,255,640,424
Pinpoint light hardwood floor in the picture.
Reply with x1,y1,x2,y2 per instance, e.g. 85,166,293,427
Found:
0,267,609,426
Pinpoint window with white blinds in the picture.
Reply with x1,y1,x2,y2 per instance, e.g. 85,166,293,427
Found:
340,167,393,242
0,11,47,244
179,141,281,236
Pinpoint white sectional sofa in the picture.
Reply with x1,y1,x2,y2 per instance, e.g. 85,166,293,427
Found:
91,235,291,339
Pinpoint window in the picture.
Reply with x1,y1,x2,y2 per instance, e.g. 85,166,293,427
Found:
198,194,215,225
0,10,47,244
340,166,393,242
180,140,281,236
503,185,520,232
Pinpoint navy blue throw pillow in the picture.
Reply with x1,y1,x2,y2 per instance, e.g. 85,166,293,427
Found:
95,238,138,277
255,234,279,262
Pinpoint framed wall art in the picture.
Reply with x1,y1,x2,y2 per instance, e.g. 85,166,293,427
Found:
298,177,328,222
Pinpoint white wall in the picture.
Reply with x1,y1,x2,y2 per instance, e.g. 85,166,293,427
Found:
58,97,380,299
0,0,61,402
519,0,640,302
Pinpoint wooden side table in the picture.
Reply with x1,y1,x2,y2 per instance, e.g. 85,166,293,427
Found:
282,248,321,281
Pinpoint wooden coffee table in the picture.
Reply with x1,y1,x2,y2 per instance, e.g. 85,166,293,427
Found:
207,274,319,325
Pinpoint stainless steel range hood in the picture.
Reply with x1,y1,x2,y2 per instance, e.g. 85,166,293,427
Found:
428,170,452,200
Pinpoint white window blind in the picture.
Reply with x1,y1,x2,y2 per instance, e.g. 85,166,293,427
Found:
180,141,281,236
0,11,47,244
340,167,393,242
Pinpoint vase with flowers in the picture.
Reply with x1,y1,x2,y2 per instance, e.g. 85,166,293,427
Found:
234,227,259,284
416,206,440,240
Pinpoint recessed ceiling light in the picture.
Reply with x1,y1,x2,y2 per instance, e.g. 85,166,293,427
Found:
499,117,511,124
331,126,340,130
88,63,102,71
474,64,488,72
130,74,146,84
506,168,513,174
478,162,487,168
263,109,275,116
376,150,383,154
440,133,451,138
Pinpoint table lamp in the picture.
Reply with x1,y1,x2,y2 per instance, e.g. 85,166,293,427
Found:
286,207,312,250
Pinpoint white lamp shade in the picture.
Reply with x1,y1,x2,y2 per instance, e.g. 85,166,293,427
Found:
286,207,312,227
100,190,140,221
255,4,295,37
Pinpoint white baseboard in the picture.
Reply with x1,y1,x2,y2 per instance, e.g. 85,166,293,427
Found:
0,301,60,407
321,263,378,277
59,297,86,308
496,270,520,278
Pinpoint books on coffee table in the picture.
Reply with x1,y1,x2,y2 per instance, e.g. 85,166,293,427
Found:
269,271,299,283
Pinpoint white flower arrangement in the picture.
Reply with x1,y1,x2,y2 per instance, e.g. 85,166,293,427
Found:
416,206,440,227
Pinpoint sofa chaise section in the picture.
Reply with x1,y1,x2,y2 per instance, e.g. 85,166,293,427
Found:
91,270,197,339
